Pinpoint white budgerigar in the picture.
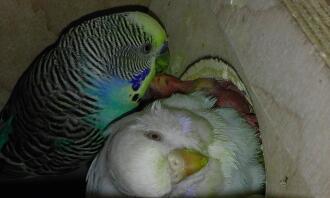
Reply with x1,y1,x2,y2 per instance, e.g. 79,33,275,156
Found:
86,92,265,197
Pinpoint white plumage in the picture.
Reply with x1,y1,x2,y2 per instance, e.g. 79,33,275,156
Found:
86,92,265,197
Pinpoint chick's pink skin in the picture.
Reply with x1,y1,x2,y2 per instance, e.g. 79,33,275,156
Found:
144,74,259,131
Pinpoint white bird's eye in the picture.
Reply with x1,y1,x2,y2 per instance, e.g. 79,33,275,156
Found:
144,131,162,141
142,43,152,54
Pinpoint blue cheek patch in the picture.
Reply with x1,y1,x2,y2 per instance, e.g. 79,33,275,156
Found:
131,83,140,91
130,68,150,91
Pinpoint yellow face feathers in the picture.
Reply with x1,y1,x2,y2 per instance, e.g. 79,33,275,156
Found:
127,12,167,49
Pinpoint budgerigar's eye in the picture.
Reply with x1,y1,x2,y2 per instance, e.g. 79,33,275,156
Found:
142,43,152,54
144,131,162,141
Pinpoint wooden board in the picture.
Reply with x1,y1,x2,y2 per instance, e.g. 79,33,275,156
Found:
150,0,330,197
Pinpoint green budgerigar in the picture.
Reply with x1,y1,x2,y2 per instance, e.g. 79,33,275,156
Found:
0,10,168,177
86,92,265,197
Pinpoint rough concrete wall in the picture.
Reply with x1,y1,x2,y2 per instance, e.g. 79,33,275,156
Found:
0,0,150,107
150,0,330,197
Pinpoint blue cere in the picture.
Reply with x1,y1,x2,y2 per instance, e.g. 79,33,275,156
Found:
130,68,150,91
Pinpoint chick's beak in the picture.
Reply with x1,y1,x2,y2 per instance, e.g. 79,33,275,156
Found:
168,148,208,183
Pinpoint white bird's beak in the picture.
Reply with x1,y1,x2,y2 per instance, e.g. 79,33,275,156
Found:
167,148,208,183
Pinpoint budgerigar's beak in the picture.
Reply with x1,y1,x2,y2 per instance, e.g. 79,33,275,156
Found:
167,148,208,183
159,41,168,55
155,41,169,73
